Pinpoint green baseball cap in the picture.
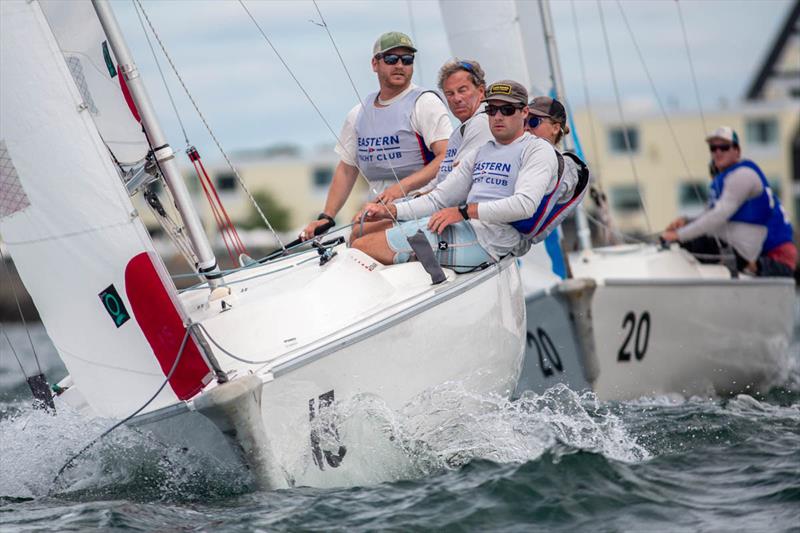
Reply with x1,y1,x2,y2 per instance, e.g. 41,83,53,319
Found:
483,80,528,105
373,31,417,56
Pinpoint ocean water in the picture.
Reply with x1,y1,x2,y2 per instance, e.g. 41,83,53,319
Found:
1,316,798,532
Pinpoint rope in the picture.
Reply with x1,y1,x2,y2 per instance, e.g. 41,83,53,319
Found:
133,0,286,253
0,248,43,375
50,324,194,493
596,0,653,234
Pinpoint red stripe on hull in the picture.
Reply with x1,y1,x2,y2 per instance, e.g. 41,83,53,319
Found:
125,252,210,400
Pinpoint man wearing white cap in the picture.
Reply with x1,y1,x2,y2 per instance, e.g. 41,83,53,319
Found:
662,126,795,276
300,31,452,241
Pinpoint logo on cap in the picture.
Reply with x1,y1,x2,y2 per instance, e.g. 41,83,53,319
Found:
490,84,512,96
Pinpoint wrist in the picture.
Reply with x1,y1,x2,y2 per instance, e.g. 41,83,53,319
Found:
317,212,335,224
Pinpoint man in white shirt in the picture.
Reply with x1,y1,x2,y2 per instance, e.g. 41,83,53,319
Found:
351,80,559,272
300,31,451,241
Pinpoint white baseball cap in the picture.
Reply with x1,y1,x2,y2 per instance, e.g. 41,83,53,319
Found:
705,126,740,146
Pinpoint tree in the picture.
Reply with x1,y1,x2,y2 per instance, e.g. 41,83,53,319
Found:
240,190,291,232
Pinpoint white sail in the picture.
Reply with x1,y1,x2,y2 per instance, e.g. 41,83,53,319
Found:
0,0,211,418
38,0,149,165
438,0,554,96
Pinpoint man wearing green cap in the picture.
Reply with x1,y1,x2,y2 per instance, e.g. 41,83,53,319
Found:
300,31,452,241
350,80,561,271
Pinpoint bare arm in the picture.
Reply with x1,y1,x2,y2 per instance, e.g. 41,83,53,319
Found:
300,160,359,240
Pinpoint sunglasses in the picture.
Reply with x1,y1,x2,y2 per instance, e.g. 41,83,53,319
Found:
709,144,732,153
378,53,415,66
527,116,552,128
459,61,474,73
486,104,523,117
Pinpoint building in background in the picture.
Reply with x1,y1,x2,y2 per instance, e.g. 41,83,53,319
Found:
573,0,800,242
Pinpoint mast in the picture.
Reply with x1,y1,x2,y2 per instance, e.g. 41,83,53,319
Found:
537,0,593,251
91,0,221,286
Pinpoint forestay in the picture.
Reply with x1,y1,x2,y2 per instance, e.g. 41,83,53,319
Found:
39,0,149,165
0,0,211,418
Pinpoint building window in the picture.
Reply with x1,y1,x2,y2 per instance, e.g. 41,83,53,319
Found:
608,127,640,154
678,181,709,209
313,167,333,188
216,173,237,192
610,185,643,213
745,118,778,147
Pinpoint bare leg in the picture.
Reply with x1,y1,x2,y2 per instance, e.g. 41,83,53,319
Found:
351,231,396,265
348,219,393,245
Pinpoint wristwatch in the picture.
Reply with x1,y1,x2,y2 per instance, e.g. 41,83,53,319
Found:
317,213,335,225
458,203,470,220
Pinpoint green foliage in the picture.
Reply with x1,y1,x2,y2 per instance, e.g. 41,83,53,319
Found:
240,190,291,232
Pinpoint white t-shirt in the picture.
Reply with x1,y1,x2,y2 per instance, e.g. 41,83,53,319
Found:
335,84,453,166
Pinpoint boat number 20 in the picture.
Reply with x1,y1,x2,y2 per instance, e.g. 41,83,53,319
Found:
617,311,651,361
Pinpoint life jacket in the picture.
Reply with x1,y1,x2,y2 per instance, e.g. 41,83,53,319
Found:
710,159,792,252
510,149,588,244
354,87,439,182
431,112,491,188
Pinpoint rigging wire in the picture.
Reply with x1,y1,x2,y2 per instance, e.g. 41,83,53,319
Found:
133,0,286,252
1,324,30,381
309,0,421,224
0,247,43,376
405,0,424,86
50,324,194,493
596,0,653,234
131,0,190,147
676,0,709,135
614,0,708,207
237,0,417,226
569,0,602,180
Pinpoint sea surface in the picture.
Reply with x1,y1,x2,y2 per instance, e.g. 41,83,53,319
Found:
1,305,799,532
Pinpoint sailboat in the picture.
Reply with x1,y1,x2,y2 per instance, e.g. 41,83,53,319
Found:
0,0,529,489
439,0,796,400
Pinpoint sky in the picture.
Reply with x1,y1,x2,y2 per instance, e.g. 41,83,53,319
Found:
110,0,794,160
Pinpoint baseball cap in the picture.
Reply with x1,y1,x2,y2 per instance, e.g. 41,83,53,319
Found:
483,80,528,105
373,32,417,56
705,126,739,146
528,96,570,134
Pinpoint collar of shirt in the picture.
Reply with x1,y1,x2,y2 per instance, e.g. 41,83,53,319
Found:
488,131,531,148
376,84,418,106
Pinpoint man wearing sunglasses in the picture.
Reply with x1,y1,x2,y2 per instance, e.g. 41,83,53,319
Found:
300,31,451,241
662,126,795,276
350,80,561,272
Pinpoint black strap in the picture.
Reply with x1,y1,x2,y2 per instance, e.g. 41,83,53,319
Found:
406,230,447,284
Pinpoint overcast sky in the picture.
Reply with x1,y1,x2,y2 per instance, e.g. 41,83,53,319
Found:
110,0,793,159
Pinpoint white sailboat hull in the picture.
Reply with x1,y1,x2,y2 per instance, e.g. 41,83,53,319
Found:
517,244,796,400
585,278,794,399
123,251,526,489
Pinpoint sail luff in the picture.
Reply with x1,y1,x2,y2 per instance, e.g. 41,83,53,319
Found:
91,0,221,282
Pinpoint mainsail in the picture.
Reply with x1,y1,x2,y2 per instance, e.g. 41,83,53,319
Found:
0,0,211,417
439,0,554,98
439,0,568,276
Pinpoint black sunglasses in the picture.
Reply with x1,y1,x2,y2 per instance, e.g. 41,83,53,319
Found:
377,53,415,66
486,104,523,117
709,144,732,153
527,116,551,128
